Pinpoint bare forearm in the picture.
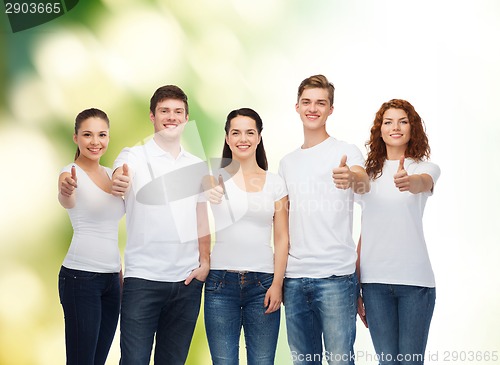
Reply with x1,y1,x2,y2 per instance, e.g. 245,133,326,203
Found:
58,193,75,209
408,174,433,194
273,236,288,285
352,169,370,194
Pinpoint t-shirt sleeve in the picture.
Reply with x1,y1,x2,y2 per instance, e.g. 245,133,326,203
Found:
113,147,133,172
345,143,365,168
411,160,441,195
272,173,288,202
60,163,73,175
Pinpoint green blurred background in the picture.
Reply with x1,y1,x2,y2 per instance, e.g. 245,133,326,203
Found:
1,1,500,364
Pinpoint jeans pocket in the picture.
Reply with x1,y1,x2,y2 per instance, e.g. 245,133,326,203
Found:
60,266,99,280
204,274,223,292
190,278,205,288
257,273,274,291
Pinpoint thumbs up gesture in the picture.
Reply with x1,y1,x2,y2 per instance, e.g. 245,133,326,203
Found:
203,174,225,204
60,165,78,197
112,163,131,197
393,156,410,192
332,155,353,190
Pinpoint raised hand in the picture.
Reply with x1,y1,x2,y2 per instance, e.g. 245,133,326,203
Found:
60,165,78,197
393,156,410,192
112,163,130,197
205,175,225,204
332,155,353,189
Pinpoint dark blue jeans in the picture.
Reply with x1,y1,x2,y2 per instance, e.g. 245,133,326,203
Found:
58,266,120,365
204,270,281,365
119,277,203,365
362,284,436,365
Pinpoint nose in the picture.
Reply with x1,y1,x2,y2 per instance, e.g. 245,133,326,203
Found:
91,135,99,145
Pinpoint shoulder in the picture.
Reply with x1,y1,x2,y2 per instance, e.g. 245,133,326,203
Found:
407,159,441,184
182,150,204,163
266,171,287,196
266,171,285,185
60,163,74,175
407,159,440,174
280,148,301,162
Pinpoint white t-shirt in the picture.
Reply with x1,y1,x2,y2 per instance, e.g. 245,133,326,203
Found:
114,138,207,282
61,164,124,273
279,137,365,278
209,171,287,273
357,158,441,287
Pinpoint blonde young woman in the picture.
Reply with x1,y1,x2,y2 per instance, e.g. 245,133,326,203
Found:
204,108,289,365
58,108,124,365
357,99,440,365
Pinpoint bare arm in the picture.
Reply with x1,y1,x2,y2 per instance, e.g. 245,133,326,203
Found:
350,165,371,194
111,164,130,197
184,202,211,284
332,155,370,194
264,196,289,314
394,157,434,194
58,166,77,209
356,236,368,328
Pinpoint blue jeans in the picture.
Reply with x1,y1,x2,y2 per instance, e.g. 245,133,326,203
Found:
58,266,120,365
204,270,281,365
284,273,358,365
119,277,203,365
362,284,436,365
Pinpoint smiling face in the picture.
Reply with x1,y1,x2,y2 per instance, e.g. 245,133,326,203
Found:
150,98,188,140
73,117,109,162
295,87,333,131
381,108,411,154
225,115,261,162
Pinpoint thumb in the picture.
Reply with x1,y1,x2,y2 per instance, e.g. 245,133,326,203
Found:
398,156,405,172
122,163,129,177
339,155,347,168
71,165,77,182
218,174,225,192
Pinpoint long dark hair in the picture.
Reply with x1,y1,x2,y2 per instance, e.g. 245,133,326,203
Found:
74,108,110,160
365,99,430,179
221,108,268,171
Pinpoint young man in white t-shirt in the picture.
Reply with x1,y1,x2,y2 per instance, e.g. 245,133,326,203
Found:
279,75,370,365
111,85,210,364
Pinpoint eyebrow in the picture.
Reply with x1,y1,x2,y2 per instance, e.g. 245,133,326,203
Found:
158,107,185,111
383,117,408,120
301,98,328,103
230,128,257,132
81,130,108,133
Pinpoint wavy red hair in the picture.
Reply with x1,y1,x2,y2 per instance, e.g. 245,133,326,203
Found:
365,99,430,179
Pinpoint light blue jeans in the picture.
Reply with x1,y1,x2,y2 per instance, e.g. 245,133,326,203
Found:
204,270,280,365
362,284,436,365
284,273,358,365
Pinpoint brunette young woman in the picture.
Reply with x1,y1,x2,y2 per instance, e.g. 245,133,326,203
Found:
204,108,289,365
58,108,124,365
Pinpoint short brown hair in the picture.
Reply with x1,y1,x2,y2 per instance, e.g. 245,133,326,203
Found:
297,74,335,105
150,85,189,115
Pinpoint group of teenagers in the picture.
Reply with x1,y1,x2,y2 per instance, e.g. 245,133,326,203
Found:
57,74,440,365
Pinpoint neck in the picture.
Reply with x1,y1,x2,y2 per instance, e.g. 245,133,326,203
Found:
386,145,407,160
75,156,100,171
154,135,181,158
228,157,261,174
302,127,329,149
